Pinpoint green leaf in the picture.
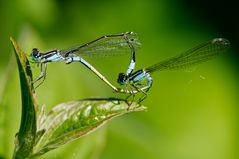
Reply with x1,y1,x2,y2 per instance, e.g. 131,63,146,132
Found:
32,98,146,157
10,37,37,159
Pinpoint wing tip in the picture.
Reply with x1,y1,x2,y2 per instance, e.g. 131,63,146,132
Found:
212,38,230,48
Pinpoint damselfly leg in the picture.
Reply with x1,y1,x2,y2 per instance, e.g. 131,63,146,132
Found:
33,63,47,89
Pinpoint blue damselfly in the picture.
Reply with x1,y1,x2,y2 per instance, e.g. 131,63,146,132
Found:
117,38,230,102
30,32,141,90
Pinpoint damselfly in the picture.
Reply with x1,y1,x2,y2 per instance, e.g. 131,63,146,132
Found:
117,38,230,102
30,32,141,89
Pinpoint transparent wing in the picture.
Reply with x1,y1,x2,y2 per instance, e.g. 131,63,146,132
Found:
146,38,230,73
62,32,141,58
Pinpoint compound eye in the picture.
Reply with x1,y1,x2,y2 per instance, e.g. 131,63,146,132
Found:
32,48,39,57
117,73,126,85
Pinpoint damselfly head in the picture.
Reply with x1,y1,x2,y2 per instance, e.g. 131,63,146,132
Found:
117,73,127,85
31,48,40,62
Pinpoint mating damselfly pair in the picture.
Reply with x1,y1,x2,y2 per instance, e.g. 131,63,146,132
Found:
30,32,230,102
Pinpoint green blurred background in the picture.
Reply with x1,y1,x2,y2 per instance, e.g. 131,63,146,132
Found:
0,0,238,159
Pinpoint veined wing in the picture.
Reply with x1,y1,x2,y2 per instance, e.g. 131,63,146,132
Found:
62,32,141,58
146,38,230,73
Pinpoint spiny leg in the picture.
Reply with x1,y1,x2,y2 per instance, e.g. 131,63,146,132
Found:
33,63,47,89
131,83,149,103
33,63,44,83
138,90,148,103
126,82,145,110
125,83,136,108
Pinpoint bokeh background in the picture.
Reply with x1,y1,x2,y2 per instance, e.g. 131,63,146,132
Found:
0,0,238,159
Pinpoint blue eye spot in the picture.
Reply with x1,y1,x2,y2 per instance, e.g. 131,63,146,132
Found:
32,56,39,62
